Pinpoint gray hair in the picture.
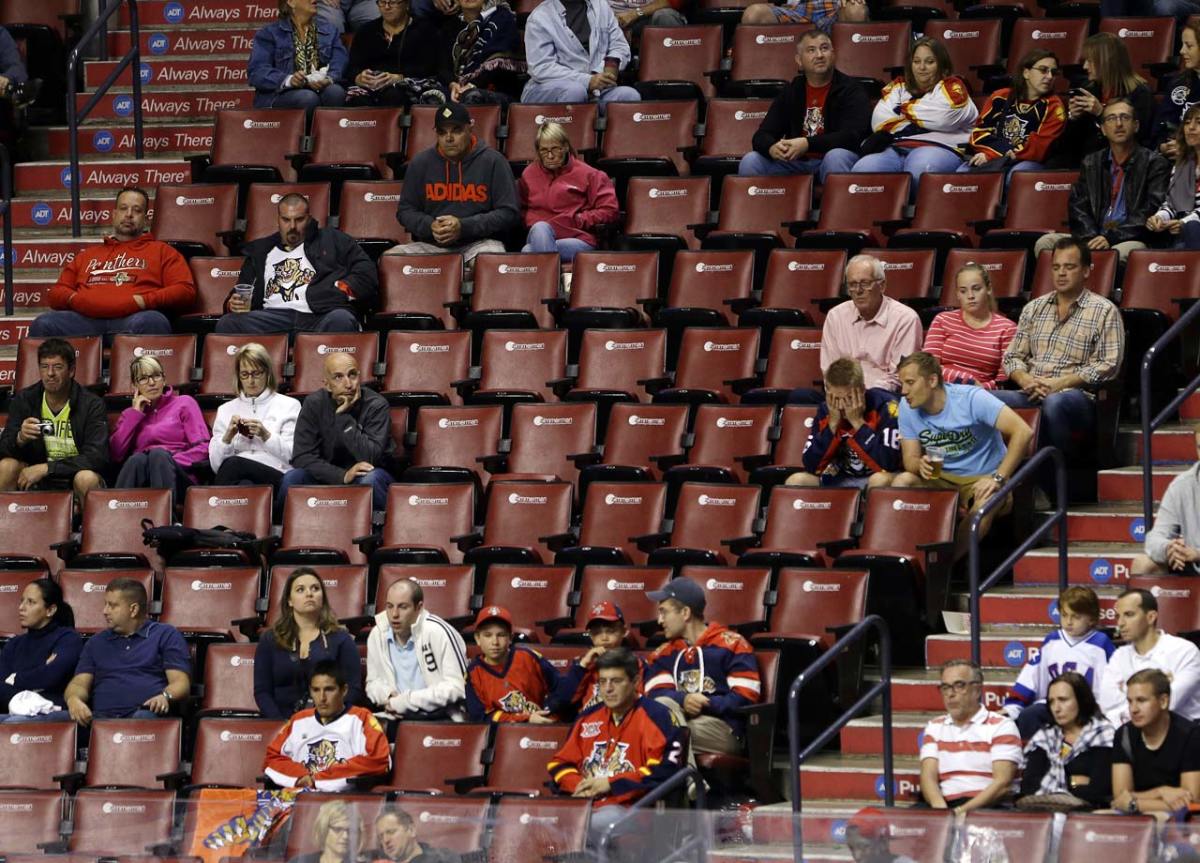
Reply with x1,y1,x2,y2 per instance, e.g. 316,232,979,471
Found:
846,254,886,283
129,355,164,385
940,658,983,683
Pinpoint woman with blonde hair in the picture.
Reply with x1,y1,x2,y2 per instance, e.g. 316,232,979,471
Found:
1148,103,1200,250
248,0,348,113
287,799,365,863
209,343,301,490
922,263,1017,390
110,355,209,499
1054,32,1153,164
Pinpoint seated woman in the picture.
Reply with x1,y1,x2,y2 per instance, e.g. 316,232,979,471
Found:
1019,671,1114,809
248,0,348,113
518,121,619,262
287,800,363,863
448,0,525,105
1148,103,1200,251
0,579,82,722
345,0,447,107
922,263,1017,390
1152,18,1200,159
110,356,210,502
254,567,362,719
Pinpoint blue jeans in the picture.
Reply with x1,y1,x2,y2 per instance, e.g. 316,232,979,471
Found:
214,307,360,334
115,448,193,506
256,84,347,113
824,145,965,196
992,388,1096,455
1015,702,1051,740
522,222,594,262
277,466,392,515
0,708,159,723
29,310,171,338
316,0,381,31
521,81,640,114
1179,221,1200,250
738,150,836,184
955,160,1044,186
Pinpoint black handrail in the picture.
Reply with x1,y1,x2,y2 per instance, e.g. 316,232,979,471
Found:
597,765,706,863
67,0,144,238
968,446,1067,668
1141,301,1200,524
0,143,12,316
789,615,892,863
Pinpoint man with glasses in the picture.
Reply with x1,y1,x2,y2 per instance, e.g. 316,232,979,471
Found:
1033,97,1169,263
919,659,1021,810
961,50,1066,175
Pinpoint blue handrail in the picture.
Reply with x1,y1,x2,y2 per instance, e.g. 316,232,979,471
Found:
597,765,706,863
968,446,1068,668
67,0,144,237
0,143,12,316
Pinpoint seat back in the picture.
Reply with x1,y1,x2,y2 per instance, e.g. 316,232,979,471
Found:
637,25,724,99
380,483,476,564
377,253,462,328
0,0,76,33
942,249,1026,301
79,489,173,572
186,256,242,318
200,643,259,713
0,722,76,790
1121,250,1200,321
622,176,711,249
714,174,812,244
686,404,775,481
386,796,490,854
243,182,332,243
728,26,808,85
197,332,288,399
409,404,504,482
486,723,571,794
906,172,1004,244
375,563,475,617
678,564,771,628
870,809,955,862
666,250,755,319
382,330,472,402
1129,576,1200,634
284,794,385,860
831,22,911,84
574,565,672,628
761,326,824,391
1058,814,1154,863
933,19,1002,94
489,798,591,862
152,183,238,255
867,247,936,302
191,717,288,787
182,484,273,536
815,173,910,239
573,328,667,401
505,402,597,488
307,107,403,177
771,404,819,467
13,335,103,390
290,331,380,396
576,481,668,565
85,719,182,789
1000,171,1077,233
480,482,574,563
760,487,860,552
390,722,490,793
0,490,73,576
1100,17,1176,84
668,482,762,556
209,109,307,182
266,564,369,623
758,249,845,325
476,329,568,400
672,327,760,402
0,790,65,852
600,100,698,176
697,98,774,159
1006,18,1089,73
769,568,867,648
479,563,576,642
470,253,560,329
159,567,260,636
279,484,374,565
405,104,501,161
964,811,1053,863
568,251,659,311
108,334,197,394
858,488,958,555
338,180,409,245
59,569,153,635
600,403,690,479
505,103,598,163
1030,247,1116,299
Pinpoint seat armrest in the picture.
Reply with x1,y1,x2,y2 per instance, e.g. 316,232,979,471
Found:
54,770,85,794
49,538,79,562
784,219,818,237
636,375,672,395
187,153,212,182
477,452,507,472
539,531,577,553
353,532,381,556
721,535,760,556
156,769,191,791
632,531,670,553
548,375,578,399
648,452,687,469
232,615,263,641
733,452,772,471
685,221,717,241
451,531,483,552
817,537,859,556
569,451,603,467
451,774,488,794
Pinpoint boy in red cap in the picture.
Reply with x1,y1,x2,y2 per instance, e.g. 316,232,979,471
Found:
557,601,648,714
465,605,566,723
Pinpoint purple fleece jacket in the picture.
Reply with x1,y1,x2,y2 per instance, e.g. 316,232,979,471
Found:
109,387,211,480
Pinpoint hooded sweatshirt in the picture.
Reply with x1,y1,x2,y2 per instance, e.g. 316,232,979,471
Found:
209,388,302,475
48,235,196,319
397,136,521,244
109,386,212,481
518,154,618,246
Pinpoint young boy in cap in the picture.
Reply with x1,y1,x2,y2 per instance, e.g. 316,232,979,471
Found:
556,601,648,714
465,605,566,723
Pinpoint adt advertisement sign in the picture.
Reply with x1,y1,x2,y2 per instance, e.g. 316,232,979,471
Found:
163,2,186,24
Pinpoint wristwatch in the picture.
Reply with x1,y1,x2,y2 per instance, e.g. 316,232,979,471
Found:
161,689,172,703
991,472,1006,485
1126,796,1139,814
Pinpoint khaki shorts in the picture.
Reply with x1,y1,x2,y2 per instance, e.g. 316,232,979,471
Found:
926,472,1011,515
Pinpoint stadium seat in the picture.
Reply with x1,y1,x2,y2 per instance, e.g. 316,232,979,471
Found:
557,329,669,420
377,796,490,855
274,484,374,566
577,402,690,495
283,794,385,860
473,563,575,642
740,249,845,333
383,722,491,794
597,100,699,199
1099,17,1177,89
0,490,73,575
403,104,501,165
964,811,1054,862
738,488,861,571
741,326,823,405
152,183,239,259
0,721,76,790
11,335,102,391
701,174,813,277
289,331,379,396
107,334,197,396
457,252,560,336
678,564,771,633
59,568,153,635
296,106,404,188
158,566,260,639
265,564,370,628
375,563,476,624
1057,814,1154,863
338,180,410,259
831,22,912,92
982,171,1077,250
651,326,760,404
56,488,173,574
1029,247,1117,299
504,102,599,168
556,251,657,337
640,481,761,566
889,171,1005,257
241,181,332,245
618,177,712,283
932,19,1003,95
381,330,472,410
402,404,504,488
553,564,673,643
664,403,776,485
654,250,756,361
636,25,724,100
373,253,462,332
70,719,184,791
360,481,476,568
753,567,868,649
1130,577,1200,640
487,402,597,490
0,790,67,853
178,256,241,335
746,403,818,488
554,480,668,567
476,723,571,796
462,329,569,407
189,108,307,188
178,484,273,565
1121,249,1200,326
196,332,288,402
723,26,808,97
189,717,287,788
691,99,775,201
797,172,911,254
198,642,259,715
459,481,575,573
488,798,591,860
867,247,938,308
1005,18,1089,75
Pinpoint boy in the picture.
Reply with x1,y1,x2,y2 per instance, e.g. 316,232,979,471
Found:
466,605,565,723
1003,586,1114,738
557,602,648,713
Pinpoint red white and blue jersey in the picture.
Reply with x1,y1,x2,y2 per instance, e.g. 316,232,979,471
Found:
466,646,563,723
1003,627,1114,718
646,623,761,738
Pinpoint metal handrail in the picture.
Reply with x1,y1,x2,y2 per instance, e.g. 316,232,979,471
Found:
968,446,1067,668
67,0,144,238
1141,301,1200,524
789,615,892,863
597,765,706,863
0,143,12,316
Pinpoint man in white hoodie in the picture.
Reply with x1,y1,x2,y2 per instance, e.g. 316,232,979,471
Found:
366,578,469,723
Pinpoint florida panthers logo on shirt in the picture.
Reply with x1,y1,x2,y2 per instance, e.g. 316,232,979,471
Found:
303,739,343,774
678,669,717,695
581,740,635,778
498,688,541,714
266,256,314,303
1000,113,1030,151
803,105,824,137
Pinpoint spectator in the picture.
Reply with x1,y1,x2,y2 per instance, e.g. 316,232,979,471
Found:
0,338,107,502
249,0,348,113
1035,98,1170,263
209,343,301,490
0,579,82,721
110,355,210,503
30,188,195,339
63,577,191,725
785,357,900,489
288,801,363,863
217,194,376,335
0,26,37,147
737,29,871,183
922,263,1017,390
518,121,618,261
1147,104,1200,250
466,605,565,723
1133,425,1200,575
255,567,363,719
1152,18,1200,156
280,352,394,515
365,578,468,722
521,0,640,107
345,0,447,107
1003,587,1115,739
265,660,391,791
961,50,1066,177
646,578,760,758
893,352,1035,559
610,0,686,42
1099,588,1200,726
740,0,868,29
389,103,520,265
1111,668,1200,814
447,0,525,106
548,648,685,847
1018,671,1115,809
995,237,1125,460
556,601,648,714
919,659,1021,810
369,806,460,863
317,0,382,33
818,254,923,394
823,38,977,194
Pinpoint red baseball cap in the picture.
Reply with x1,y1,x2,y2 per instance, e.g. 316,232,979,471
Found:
473,605,513,629
585,601,624,625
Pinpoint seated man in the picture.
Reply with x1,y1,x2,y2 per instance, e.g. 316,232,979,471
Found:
556,601,647,714
316,0,381,32
365,578,469,722
0,25,38,143
466,605,565,723
280,352,394,514
0,337,107,502
264,659,391,791
1112,668,1200,815
1133,424,1200,575
370,805,461,863
216,193,376,335
919,660,1021,810
786,357,900,489
63,577,191,725
1033,97,1169,263
646,578,760,757
741,0,868,28
739,29,870,183
521,0,640,107
30,188,196,338
389,104,520,266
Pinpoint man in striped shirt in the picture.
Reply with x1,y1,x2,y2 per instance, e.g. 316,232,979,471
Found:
919,659,1022,810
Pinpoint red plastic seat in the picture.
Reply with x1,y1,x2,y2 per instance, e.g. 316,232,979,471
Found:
704,173,812,249
754,568,868,650
1029,247,1116,299
725,26,809,94
466,329,568,405
0,722,76,790
0,490,73,576
477,723,571,796
866,247,937,305
644,481,761,566
63,488,173,574
559,251,658,334
59,568,153,635
289,331,379,396
107,334,197,395
890,171,1004,250
932,19,1002,95
598,100,698,179
12,335,102,391
1129,576,1200,635
693,99,774,176
556,480,668,566
193,108,307,185
563,328,668,406
0,790,65,853
266,564,370,626
461,481,575,570
384,722,491,794
158,566,260,638
636,25,724,100
741,249,845,331
298,106,404,182
152,183,239,258
657,250,756,339
831,22,912,85
375,563,475,623
620,176,711,253
1120,249,1200,323
81,719,183,790
199,642,259,714
196,332,288,400
402,404,504,487
505,103,599,165
677,564,771,630
743,326,824,406
370,482,476,566
489,798,590,860
461,252,560,332
667,403,776,484
404,104,501,163
652,327,760,404
964,811,1053,863
375,253,462,332
740,487,862,571
276,484,374,566
1006,18,1089,75
581,402,690,489
798,172,911,251
490,402,597,490
381,330,472,407
1099,17,1176,89
178,256,242,333
181,483,273,540
1057,814,1154,863
475,563,576,642
190,717,288,787
339,180,410,258
242,181,332,244
983,171,1078,249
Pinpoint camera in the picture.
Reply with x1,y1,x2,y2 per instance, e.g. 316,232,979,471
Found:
38,420,55,436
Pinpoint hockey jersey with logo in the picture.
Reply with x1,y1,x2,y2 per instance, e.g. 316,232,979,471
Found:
466,646,564,723
262,705,391,792
1002,627,1114,718
646,623,761,738
801,388,901,479
968,88,1066,164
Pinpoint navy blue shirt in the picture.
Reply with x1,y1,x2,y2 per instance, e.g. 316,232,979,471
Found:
0,622,83,711
253,629,362,719
76,620,191,717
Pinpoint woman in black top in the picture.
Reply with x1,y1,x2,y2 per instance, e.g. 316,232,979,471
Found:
1019,671,1114,807
345,0,447,106
0,579,82,719
1153,18,1200,156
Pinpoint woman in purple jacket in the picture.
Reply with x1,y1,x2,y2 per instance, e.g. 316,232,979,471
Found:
110,355,210,502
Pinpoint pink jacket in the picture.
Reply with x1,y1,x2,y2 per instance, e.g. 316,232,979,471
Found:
518,155,619,247
109,387,211,480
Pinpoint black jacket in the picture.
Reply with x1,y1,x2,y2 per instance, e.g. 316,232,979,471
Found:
235,220,379,315
1049,82,1154,168
291,386,394,485
751,69,872,158
1068,145,1170,246
1019,744,1113,807
0,380,109,479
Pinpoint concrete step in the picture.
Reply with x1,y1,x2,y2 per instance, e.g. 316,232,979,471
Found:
839,713,928,756
75,89,252,123
1098,465,1184,503
0,238,102,273
36,123,213,160
84,56,248,90
15,159,190,195
120,0,279,27
883,668,1015,713
1125,424,1198,462
108,28,258,58
1060,502,1149,544
9,192,158,232
1013,543,1142,586
979,585,1121,627
796,753,922,803
925,630,1046,669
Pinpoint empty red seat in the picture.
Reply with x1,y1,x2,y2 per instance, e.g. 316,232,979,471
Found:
798,173,910,252
0,721,75,790
489,798,590,861
384,722,490,794
1058,814,1154,863
402,404,504,487
652,327,760,405
275,484,374,566
477,723,571,796
297,106,404,184
742,326,824,405
620,176,711,253
190,717,288,787
579,402,689,492
724,26,809,95
374,253,462,332
77,719,183,790
666,403,776,485
460,252,560,333
0,790,65,853
339,180,410,259
890,171,1004,251
641,481,761,566
558,251,658,334
739,487,861,570
488,402,597,490
0,490,73,575
561,328,668,407
597,100,699,180
555,480,668,567
152,183,239,258
381,330,472,408
983,171,1077,249
158,566,259,638
365,482,476,567
655,250,756,338
199,642,259,714
460,481,575,570
465,329,568,406
636,25,724,100
191,109,307,186
741,249,845,331
831,22,911,86
753,568,868,650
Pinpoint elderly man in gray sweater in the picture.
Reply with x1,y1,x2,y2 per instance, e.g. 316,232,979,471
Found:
1133,426,1200,575
522,0,640,108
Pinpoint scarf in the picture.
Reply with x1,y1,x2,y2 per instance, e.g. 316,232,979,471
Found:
292,22,321,75
1025,715,1115,796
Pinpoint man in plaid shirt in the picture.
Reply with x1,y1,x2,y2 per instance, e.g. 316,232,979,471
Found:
741,0,867,28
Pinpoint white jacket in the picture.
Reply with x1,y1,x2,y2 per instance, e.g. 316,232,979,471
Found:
1098,630,1200,726
365,607,468,720
209,388,301,474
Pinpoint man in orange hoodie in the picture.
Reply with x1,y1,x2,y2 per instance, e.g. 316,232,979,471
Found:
30,187,196,338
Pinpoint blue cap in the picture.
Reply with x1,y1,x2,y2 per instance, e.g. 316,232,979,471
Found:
646,577,706,613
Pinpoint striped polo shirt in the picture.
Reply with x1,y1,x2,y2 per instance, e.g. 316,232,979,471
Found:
919,706,1022,802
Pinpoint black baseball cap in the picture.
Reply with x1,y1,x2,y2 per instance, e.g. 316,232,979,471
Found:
646,577,706,614
434,103,471,129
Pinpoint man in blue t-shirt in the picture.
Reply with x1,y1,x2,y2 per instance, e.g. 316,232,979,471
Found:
893,351,1034,559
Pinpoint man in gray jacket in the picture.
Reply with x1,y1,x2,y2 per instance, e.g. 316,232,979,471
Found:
1134,426,1200,575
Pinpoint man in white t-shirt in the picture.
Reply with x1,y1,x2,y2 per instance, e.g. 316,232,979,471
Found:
1099,588,1200,726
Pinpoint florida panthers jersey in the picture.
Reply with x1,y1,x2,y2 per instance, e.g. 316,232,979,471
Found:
557,655,649,714
466,646,563,722
263,705,391,792
646,622,760,737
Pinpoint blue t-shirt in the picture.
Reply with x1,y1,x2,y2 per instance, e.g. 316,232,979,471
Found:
899,383,1006,477
76,620,191,718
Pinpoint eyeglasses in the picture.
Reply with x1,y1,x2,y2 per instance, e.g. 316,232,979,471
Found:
135,372,164,385
327,826,351,836
937,680,981,694
1030,64,1059,76
846,279,882,294
239,369,267,381
376,0,405,6
537,146,565,156
1102,113,1136,124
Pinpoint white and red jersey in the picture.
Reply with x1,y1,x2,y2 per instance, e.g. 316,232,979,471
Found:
919,706,1021,803
263,705,391,792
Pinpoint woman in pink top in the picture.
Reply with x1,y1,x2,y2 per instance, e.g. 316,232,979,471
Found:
110,355,211,502
922,263,1017,389
518,121,618,262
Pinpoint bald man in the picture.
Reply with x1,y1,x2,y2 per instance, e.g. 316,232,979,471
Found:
278,352,394,515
